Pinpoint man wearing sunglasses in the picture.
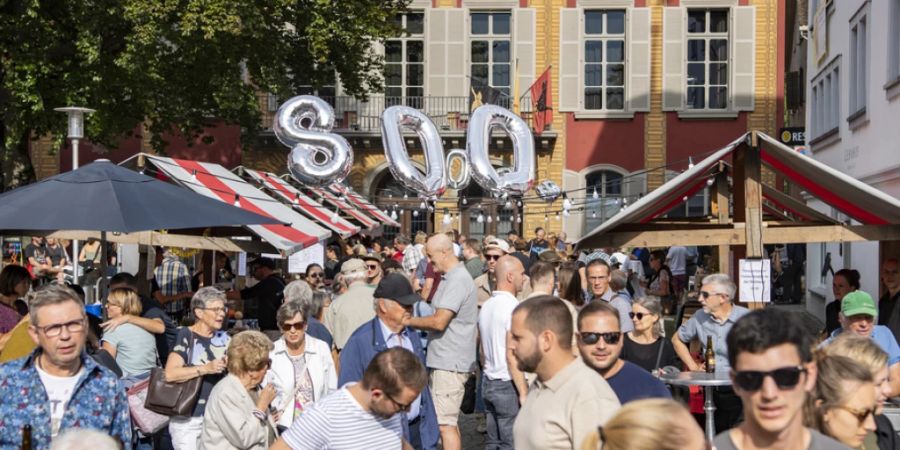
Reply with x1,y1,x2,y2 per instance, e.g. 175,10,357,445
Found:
713,309,847,450
511,295,620,450
0,285,131,447
475,240,510,307
674,273,750,432
576,301,671,404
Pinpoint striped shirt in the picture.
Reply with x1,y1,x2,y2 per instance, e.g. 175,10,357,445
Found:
282,385,403,450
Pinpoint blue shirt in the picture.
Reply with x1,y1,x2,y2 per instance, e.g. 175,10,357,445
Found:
307,316,334,349
606,360,672,404
378,318,421,421
826,325,900,366
0,350,132,449
677,305,751,374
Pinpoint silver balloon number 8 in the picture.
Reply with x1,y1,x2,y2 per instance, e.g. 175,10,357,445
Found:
274,96,354,188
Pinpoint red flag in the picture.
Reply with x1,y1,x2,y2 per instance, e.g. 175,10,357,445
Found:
529,67,553,135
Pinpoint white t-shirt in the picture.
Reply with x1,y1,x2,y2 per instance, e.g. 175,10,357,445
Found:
36,365,84,437
666,246,688,275
479,290,519,381
282,385,403,450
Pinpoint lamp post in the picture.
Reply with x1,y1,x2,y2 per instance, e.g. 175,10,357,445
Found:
54,106,95,283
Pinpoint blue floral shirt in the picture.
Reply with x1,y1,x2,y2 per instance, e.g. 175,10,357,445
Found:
0,350,132,449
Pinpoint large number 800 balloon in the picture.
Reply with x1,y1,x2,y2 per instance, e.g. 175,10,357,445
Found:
274,96,354,188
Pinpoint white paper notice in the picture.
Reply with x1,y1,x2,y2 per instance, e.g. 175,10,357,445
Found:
288,243,325,274
739,259,771,303
237,252,247,276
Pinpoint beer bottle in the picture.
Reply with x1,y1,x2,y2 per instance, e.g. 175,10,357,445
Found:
705,336,716,373
21,424,32,450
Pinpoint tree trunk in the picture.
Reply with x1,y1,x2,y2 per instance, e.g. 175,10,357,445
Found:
1,130,37,192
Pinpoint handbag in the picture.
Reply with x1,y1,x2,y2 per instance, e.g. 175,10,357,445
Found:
144,332,203,416
127,376,169,434
459,373,477,414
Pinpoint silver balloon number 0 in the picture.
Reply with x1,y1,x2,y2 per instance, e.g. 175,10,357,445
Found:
274,95,353,188
467,105,536,196
381,106,447,199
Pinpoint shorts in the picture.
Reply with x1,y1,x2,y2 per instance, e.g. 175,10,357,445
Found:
429,369,469,427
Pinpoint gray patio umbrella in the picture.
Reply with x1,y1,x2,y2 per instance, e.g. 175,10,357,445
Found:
0,159,283,290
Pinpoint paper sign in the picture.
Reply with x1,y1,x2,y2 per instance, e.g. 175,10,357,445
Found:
288,243,325,274
237,252,247,276
739,259,771,303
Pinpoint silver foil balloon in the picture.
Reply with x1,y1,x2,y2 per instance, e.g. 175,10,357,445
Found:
536,180,562,202
381,106,447,199
274,95,353,188
445,148,470,191
466,104,536,196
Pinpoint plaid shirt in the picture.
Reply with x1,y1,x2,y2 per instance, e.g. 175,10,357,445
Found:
0,350,132,449
154,255,192,314
402,245,424,274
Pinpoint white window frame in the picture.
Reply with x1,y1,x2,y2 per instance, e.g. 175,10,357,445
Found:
847,3,869,121
685,8,730,110
385,12,426,106
582,10,627,112
469,10,513,101
584,168,627,229
809,56,841,145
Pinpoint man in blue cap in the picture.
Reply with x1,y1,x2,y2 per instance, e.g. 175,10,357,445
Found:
338,272,439,450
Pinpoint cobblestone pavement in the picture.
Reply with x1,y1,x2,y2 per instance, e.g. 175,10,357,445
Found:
458,412,486,450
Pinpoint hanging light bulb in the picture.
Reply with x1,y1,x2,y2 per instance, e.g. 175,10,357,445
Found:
591,210,597,219
442,209,451,225
477,212,484,223
138,167,145,175
517,199,523,208
293,193,300,204
544,214,549,222
331,210,340,223
707,177,715,186
462,196,468,205
688,156,695,170
390,209,399,221
623,197,629,206
682,195,689,202
233,194,240,207
505,199,512,208
562,193,572,211
191,170,198,182
487,215,493,223
555,212,561,221
419,201,426,210
413,210,419,217
427,204,434,213
403,193,408,199
516,215,522,223
592,187,599,200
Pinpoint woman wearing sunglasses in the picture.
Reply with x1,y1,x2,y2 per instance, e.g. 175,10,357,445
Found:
620,296,678,374
807,354,878,450
821,335,893,450
264,301,337,434
200,330,278,449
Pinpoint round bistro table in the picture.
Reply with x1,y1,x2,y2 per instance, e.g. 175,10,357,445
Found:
659,371,733,442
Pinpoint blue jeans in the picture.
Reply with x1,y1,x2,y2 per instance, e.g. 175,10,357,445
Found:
482,376,519,450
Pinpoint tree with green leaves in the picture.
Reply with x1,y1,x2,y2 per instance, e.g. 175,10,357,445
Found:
0,0,408,190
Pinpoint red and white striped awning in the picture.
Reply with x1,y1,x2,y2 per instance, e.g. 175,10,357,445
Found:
307,187,381,230
241,168,360,239
328,184,401,228
145,156,330,254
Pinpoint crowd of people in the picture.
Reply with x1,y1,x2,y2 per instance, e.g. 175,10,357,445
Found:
0,230,897,450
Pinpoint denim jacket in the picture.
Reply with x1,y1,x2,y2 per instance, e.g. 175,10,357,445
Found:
0,349,132,449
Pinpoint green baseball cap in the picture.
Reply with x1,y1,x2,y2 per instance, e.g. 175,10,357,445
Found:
841,291,878,318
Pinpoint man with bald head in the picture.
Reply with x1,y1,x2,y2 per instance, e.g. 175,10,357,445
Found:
404,233,478,450
478,256,528,449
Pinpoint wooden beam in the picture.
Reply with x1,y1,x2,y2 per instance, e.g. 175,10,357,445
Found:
712,166,731,274
743,133,764,259
585,228,747,248
762,225,900,244
761,184,838,223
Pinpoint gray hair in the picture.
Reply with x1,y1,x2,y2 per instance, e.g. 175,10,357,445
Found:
50,428,119,450
276,301,307,327
284,280,313,306
191,286,226,311
343,270,367,285
394,235,411,246
609,269,628,291
702,273,736,301
634,295,665,337
29,285,83,326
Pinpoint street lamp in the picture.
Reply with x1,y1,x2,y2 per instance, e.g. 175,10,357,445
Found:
54,106,95,282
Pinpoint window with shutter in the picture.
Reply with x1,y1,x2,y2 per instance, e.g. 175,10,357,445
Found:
583,10,626,111
426,9,467,98
559,8,582,112
470,11,513,106
385,12,426,108
685,9,730,110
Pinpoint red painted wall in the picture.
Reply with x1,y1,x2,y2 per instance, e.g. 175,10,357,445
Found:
665,112,748,171
565,113,646,172
58,127,143,172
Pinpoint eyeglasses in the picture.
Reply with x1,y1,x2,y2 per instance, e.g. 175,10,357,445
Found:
485,254,502,261
280,322,306,332
733,366,807,391
203,307,229,315
34,318,86,338
699,291,727,299
628,312,650,321
384,391,413,412
367,264,379,270
308,273,323,279
578,331,621,345
834,405,877,426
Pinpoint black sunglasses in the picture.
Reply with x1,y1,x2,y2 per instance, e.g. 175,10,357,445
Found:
700,291,726,299
628,312,650,320
308,272,323,278
733,366,807,391
280,321,306,332
485,254,502,261
579,331,621,345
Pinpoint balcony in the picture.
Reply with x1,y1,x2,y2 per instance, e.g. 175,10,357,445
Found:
257,93,549,135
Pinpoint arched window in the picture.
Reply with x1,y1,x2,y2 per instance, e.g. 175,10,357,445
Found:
584,169,625,232
373,170,427,239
